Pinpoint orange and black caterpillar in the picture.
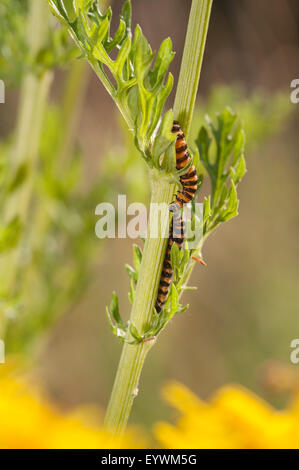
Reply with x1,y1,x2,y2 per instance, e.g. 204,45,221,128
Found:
155,121,198,314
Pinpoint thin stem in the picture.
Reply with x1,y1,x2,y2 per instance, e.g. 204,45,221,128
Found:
57,60,91,168
4,0,52,222
104,0,213,435
0,0,52,336
27,60,91,286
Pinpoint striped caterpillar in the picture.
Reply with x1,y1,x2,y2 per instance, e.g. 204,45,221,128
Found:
155,121,198,314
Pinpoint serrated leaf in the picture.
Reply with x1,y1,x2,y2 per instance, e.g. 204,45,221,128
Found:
115,35,131,75
121,0,132,32
223,180,238,220
146,72,173,139
195,108,246,237
106,20,126,52
48,0,174,168
232,154,246,185
149,37,175,91
196,126,212,166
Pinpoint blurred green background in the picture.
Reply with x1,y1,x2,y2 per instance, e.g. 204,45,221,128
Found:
0,0,298,431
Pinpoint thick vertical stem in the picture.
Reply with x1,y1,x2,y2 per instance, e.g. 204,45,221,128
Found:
173,0,213,134
105,0,213,435
105,174,176,434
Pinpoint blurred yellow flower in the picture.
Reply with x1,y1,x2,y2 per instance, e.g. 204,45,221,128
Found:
0,365,146,449
154,382,299,449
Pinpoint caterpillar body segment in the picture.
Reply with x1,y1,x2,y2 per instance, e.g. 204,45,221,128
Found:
155,220,184,314
155,121,198,314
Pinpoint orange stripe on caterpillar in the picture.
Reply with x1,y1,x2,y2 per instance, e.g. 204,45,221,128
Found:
171,121,198,209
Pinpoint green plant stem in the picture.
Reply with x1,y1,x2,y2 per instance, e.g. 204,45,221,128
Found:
31,59,91,248
9,0,52,180
0,0,52,337
105,173,175,434
27,60,91,303
173,0,213,135
104,0,213,435
57,60,91,168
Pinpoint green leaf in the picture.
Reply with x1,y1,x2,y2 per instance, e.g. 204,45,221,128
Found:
106,291,128,338
106,305,128,341
47,0,174,167
149,38,174,90
133,244,142,273
115,36,131,75
120,0,132,33
195,108,246,237
129,322,142,341
105,306,116,332
109,291,121,324
231,154,247,185
221,180,238,222
176,304,189,314
0,217,21,253
180,246,190,272
128,279,135,305
203,196,211,227
125,264,137,284
151,109,176,168
8,163,29,193
196,126,212,169
170,283,179,317
62,0,77,23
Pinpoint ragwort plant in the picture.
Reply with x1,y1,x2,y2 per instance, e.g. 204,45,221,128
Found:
46,0,249,434
0,0,293,408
